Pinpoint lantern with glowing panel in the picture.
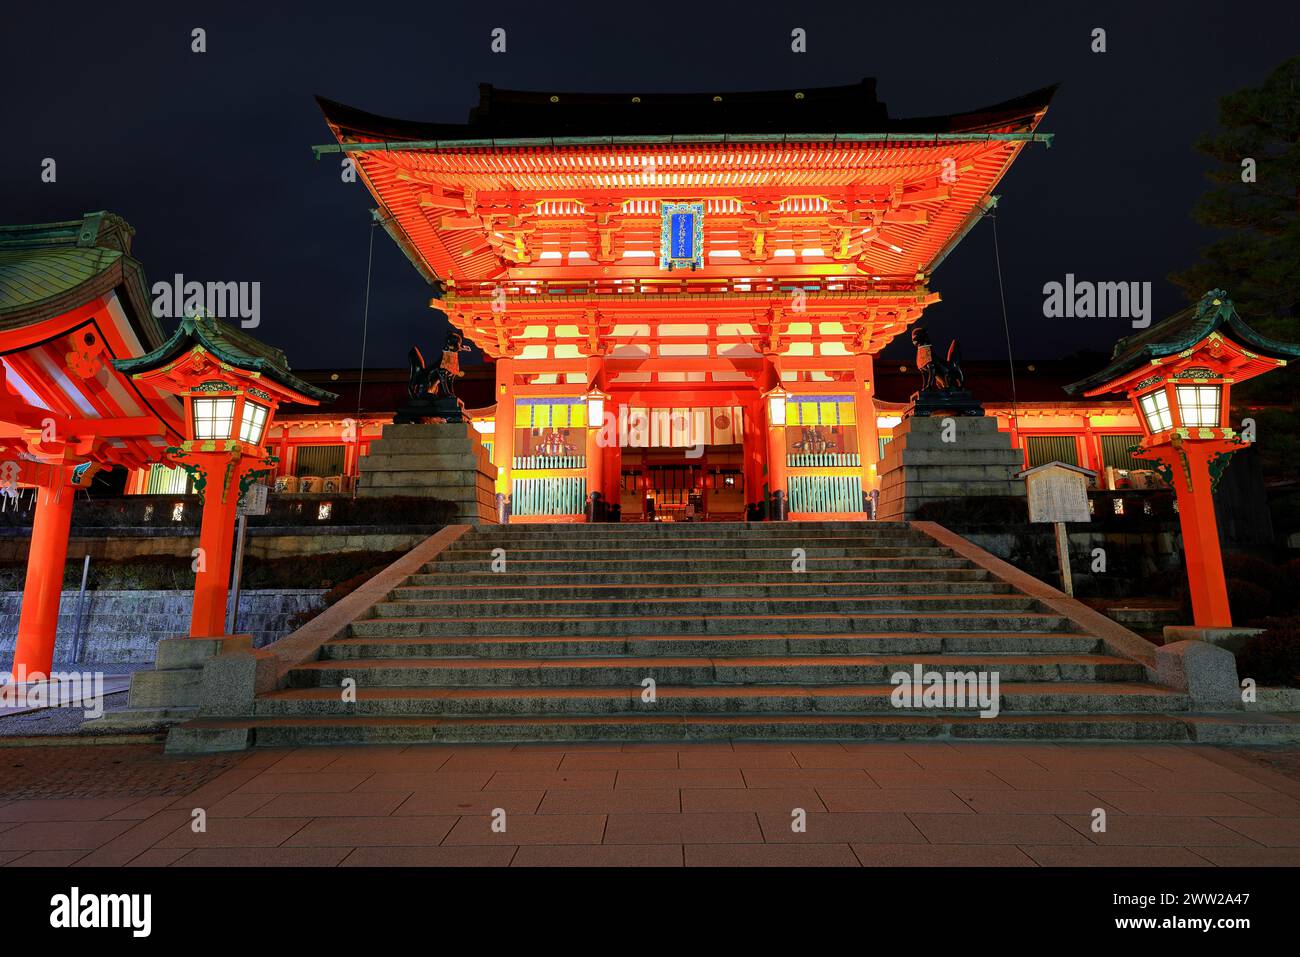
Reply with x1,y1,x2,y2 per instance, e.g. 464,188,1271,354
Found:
1067,291,1299,630
114,314,335,637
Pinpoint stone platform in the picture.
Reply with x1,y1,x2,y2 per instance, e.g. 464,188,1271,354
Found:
357,423,497,524
877,415,1026,521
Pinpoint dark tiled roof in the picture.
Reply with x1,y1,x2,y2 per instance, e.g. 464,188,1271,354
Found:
0,211,162,345
316,80,1056,143
874,357,1114,405
277,363,495,418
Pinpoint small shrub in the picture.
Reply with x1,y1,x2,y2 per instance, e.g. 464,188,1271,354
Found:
1224,553,1296,616
1226,578,1274,626
1236,617,1300,688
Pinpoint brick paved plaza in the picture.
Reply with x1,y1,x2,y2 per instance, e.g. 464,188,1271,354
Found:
2,741,1297,867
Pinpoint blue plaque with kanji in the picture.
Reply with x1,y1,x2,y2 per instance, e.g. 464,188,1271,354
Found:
659,202,704,270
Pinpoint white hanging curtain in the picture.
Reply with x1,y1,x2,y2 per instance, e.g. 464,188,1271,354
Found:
617,406,744,448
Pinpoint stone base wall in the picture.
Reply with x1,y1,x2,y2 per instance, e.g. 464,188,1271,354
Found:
358,423,498,524
878,415,1026,521
0,589,326,664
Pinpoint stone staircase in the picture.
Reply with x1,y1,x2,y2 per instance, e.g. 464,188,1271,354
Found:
215,521,1213,746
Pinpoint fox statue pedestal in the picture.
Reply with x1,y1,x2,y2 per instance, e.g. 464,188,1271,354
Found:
356,422,498,524
876,414,1025,521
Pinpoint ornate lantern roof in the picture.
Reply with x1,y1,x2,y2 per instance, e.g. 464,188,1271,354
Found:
113,313,337,404
1065,290,1300,399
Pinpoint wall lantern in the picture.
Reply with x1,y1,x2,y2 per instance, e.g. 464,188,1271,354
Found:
1066,290,1299,635
764,384,790,427
585,385,610,426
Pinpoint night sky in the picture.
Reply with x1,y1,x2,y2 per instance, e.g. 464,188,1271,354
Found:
4,1,1296,372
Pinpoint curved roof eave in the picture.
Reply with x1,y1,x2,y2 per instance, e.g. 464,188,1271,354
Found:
315,80,1057,145
113,315,338,404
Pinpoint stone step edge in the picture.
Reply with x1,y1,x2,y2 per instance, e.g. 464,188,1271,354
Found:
289,652,1140,669
261,680,1185,701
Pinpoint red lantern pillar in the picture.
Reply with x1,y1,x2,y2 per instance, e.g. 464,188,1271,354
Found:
1144,438,1234,628
188,459,248,637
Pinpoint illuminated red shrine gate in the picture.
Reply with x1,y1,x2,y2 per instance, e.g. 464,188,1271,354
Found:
0,213,184,675
318,80,1053,519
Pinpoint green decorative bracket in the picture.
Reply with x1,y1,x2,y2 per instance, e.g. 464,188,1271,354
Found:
1207,449,1238,492
165,446,207,504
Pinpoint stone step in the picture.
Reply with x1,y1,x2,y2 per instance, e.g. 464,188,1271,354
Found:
321,631,1104,659
177,712,1195,747
347,610,1080,638
463,529,927,543
255,682,1189,717
428,556,980,573
440,545,955,560
287,653,1145,687
403,569,999,586
370,594,1045,619
468,520,912,533
391,580,1019,601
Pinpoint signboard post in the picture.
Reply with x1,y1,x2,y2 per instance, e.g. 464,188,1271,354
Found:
227,483,269,634
1018,462,1096,597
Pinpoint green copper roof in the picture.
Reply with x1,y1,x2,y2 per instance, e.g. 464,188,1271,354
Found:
1065,290,1300,396
113,314,338,403
0,211,162,345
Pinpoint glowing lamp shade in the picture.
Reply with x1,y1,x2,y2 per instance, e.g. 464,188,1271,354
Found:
585,386,609,426
192,396,236,440
239,400,271,444
765,385,790,427
1136,389,1173,435
1174,384,1222,428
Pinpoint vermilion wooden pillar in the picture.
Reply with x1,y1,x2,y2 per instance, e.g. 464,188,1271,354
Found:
601,416,621,504
742,398,764,511
11,472,75,676
1149,442,1233,628
765,404,787,511
492,358,516,496
852,354,881,497
585,426,604,520
189,465,244,637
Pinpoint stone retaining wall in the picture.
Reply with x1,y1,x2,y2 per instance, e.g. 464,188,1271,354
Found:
958,526,1182,597
0,589,326,664
0,526,439,563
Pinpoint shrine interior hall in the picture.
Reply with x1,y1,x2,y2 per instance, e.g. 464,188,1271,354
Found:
311,79,1068,521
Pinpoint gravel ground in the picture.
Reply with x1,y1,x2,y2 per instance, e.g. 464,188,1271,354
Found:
0,690,134,736
0,661,151,738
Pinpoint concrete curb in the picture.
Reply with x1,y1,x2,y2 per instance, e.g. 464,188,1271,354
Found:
910,520,1162,674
